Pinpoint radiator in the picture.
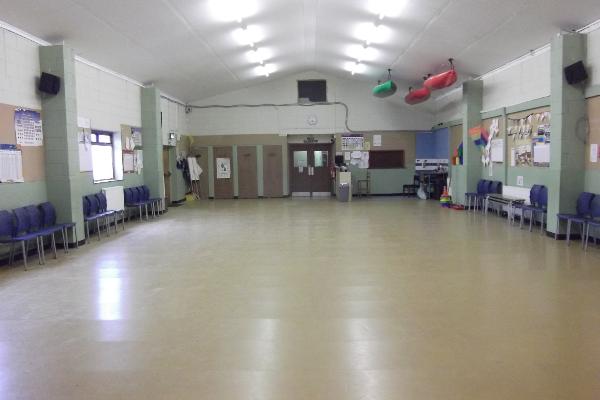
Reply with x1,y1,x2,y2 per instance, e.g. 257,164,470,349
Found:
102,186,124,211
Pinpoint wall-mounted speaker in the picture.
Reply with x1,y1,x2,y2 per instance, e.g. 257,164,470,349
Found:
564,61,588,85
38,72,61,95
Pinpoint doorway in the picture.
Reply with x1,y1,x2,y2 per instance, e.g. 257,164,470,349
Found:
263,145,283,198
237,146,258,199
289,143,332,197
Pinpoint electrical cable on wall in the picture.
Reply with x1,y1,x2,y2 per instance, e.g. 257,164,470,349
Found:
186,101,358,133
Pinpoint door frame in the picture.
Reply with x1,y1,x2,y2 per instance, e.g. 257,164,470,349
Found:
288,142,334,197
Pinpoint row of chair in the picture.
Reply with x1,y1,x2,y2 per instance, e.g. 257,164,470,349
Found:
465,180,503,211
124,186,163,221
513,184,548,233
555,192,600,250
82,192,125,243
82,186,163,243
0,202,77,269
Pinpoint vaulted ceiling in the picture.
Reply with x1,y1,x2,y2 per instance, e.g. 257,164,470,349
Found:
2,0,600,102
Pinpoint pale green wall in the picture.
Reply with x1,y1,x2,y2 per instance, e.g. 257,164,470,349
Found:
0,182,47,210
585,170,600,193
348,167,415,195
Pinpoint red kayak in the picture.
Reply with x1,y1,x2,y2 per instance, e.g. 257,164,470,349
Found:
424,59,457,91
404,86,431,105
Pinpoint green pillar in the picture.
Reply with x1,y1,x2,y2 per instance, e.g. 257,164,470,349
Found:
141,87,165,203
547,33,587,234
454,80,483,205
39,45,83,241
257,145,264,197
208,146,215,198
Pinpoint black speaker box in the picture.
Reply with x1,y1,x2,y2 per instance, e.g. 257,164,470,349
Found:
39,72,61,95
564,61,588,85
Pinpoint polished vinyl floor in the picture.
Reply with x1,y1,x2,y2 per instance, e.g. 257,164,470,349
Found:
1,198,600,399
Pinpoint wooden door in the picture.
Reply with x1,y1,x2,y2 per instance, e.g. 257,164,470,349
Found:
196,147,209,199
263,145,283,198
213,146,234,199
162,147,171,206
310,143,333,195
289,144,311,196
237,146,258,199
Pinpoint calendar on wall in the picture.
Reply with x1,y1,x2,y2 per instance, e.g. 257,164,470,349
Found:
341,134,364,151
14,109,43,146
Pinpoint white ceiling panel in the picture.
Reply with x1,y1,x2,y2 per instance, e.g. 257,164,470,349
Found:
1,0,600,101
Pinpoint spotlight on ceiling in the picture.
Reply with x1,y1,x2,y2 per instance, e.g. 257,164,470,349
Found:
347,44,378,63
345,61,366,76
247,47,271,64
355,22,389,45
256,64,276,77
232,25,262,47
209,0,258,22
368,0,407,19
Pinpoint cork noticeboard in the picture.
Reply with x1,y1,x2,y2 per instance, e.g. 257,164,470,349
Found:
0,103,45,182
586,96,600,170
506,106,551,168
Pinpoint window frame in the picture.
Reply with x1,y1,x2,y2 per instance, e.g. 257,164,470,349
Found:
91,131,116,182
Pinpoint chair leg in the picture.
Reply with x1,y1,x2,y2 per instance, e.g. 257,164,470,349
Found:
540,213,545,235
96,219,101,241
85,221,90,244
9,242,15,265
21,241,28,270
566,220,572,246
585,224,590,251
37,237,44,265
145,204,149,221
74,226,79,248
105,217,110,238
555,219,560,240
581,222,586,249
51,233,57,259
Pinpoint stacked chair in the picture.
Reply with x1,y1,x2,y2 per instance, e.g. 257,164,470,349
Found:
518,185,548,233
0,202,76,269
584,196,600,250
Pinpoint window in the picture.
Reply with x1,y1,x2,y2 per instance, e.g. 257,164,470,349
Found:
91,131,115,181
369,150,405,169
298,80,327,102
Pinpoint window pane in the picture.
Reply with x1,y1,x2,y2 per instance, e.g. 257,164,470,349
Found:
92,144,114,181
91,133,98,143
293,151,308,168
97,134,112,144
314,151,328,167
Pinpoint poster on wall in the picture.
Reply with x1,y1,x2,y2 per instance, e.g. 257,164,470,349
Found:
132,127,142,148
216,157,231,179
341,134,364,151
373,135,382,147
14,109,43,146
490,139,504,163
0,148,24,183
134,150,143,174
515,144,532,167
123,150,135,173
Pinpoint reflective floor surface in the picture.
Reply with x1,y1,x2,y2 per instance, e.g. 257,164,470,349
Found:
1,198,600,399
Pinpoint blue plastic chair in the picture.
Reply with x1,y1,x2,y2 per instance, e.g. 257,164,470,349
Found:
0,209,44,269
584,196,600,250
95,192,119,233
520,185,547,233
39,202,78,252
465,180,486,211
141,185,163,217
83,195,109,243
124,187,147,221
476,181,494,213
24,205,64,263
556,192,595,246
518,185,542,230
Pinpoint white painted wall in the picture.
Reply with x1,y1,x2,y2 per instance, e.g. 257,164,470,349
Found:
481,49,551,112
587,28,600,87
75,61,141,132
187,71,434,136
0,27,41,109
433,88,463,124
160,97,188,145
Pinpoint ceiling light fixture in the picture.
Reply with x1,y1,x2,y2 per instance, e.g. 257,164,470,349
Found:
256,64,275,77
232,25,261,47
209,0,258,22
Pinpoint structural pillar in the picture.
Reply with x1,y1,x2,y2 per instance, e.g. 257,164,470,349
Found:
547,33,587,234
454,80,483,205
39,45,83,242
141,87,165,205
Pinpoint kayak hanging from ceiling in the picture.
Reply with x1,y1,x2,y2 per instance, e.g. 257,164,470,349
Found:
424,58,457,91
404,85,431,105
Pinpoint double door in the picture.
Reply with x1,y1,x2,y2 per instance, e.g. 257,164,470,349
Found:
289,144,332,197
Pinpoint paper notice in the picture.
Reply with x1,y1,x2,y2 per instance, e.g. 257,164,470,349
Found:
591,144,599,163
